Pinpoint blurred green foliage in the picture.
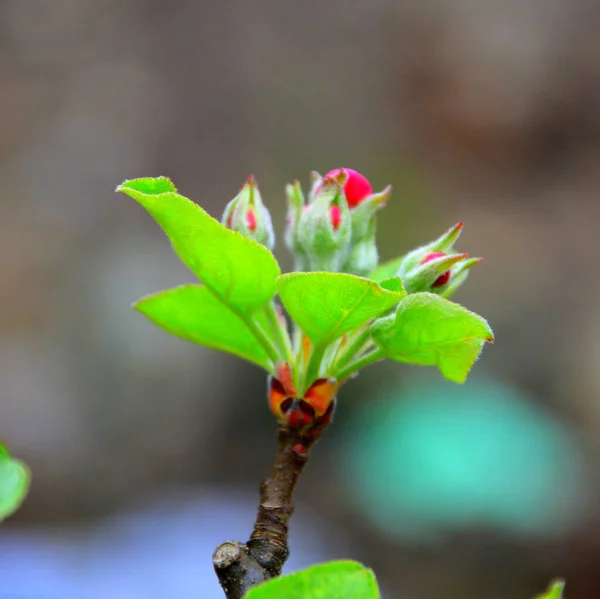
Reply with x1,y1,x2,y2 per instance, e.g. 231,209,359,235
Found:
343,377,585,542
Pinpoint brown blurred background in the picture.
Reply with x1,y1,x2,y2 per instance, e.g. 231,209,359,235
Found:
1,1,600,598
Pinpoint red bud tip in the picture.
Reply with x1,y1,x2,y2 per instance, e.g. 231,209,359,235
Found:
422,252,451,287
421,252,447,264
246,174,256,185
246,207,257,231
432,271,451,287
330,205,342,229
325,168,373,209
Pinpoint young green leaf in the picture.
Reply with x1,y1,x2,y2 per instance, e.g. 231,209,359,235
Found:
379,276,405,294
117,178,280,313
372,292,493,383
368,256,403,283
0,443,30,521
134,284,274,371
534,580,565,599
245,560,379,599
277,273,406,345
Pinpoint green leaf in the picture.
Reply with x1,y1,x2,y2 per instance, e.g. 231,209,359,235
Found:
534,580,565,599
134,284,273,371
368,256,403,283
372,292,493,383
245,560,379,599
117,178,280,313
379,276,405,294
0,443,30,521
277,273,406,345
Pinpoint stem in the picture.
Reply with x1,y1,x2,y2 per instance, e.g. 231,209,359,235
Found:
292,322,303,371
332,326,372,373
322,337,344,375
243,314,281,371
295,328,311,394
303,341,327,393
213,427,314,599
264,301,296,383
335,347,386,382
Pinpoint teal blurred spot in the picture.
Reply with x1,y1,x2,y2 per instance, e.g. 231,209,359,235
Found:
342,377,585,543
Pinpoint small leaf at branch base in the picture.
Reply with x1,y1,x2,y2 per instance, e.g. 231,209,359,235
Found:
0,443,30,521
117,178,280,313
134,284,273,371
245,560,379,599
534,580,565,599
277,272,406,345
372,292,493,383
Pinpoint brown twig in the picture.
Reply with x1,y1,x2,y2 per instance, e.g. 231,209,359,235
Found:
213,426,315,599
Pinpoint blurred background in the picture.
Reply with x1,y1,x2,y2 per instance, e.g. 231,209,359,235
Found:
1,1,600,597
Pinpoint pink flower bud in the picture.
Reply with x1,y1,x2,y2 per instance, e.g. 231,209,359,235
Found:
330,204,342,229
221,175,275,249
422,252,451,287
324,168,373,208
246,206,257,231
297,175,352,271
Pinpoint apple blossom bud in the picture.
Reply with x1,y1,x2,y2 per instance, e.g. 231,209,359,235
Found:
330,204,342,229
343,218,379,276
398,222,464,278
221,175,275,250
402,250,481,296
284,180,307,270
439,257,482,298
297,174,351,272
396,222,482,295
421,252,451,287
349,185,391,241
324,168,373,208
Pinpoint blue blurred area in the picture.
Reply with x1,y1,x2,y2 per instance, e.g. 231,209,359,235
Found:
343,377,588,543
0,489,346,598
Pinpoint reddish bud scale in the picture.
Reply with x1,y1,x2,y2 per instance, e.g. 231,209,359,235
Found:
303,378,339,418
287,400,315,428
324,168,373,209
301,334,311,367
421,252,451,287
276,362,296,396
293,443,308,456
268,376,339,432
269,377,288,421
300,399,336,444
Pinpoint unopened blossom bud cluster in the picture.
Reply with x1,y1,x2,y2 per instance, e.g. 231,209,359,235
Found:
222,168,480,297
283,168,390,275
